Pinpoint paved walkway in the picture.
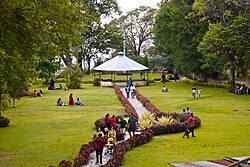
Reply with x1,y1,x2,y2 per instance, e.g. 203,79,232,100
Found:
82,86,148,167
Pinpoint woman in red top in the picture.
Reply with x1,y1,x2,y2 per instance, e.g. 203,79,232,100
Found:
110,115,117,130
68,93,74,105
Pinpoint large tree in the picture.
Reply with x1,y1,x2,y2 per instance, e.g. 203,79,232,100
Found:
0,0,91,116
109,6,157,56
75,0,121,74
153,0,208,75
194,0,250,91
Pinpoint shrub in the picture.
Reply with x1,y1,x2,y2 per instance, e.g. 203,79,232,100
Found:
182,77,230,88
167,74,174,80
155,115,174,125
147,78,155,83
68,68,81,89
55,78,67,83
58,160,72,167
93,79,100,86
0,116,10,127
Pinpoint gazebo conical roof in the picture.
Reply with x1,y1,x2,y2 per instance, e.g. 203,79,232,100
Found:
93,52,148,72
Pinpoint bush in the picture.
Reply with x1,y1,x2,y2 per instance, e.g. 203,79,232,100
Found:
93,79,100,86
0,116,10,127
182,77,230,88
81,80,93,84
147,78,155,83
167,74,174,80
68,68,81,89
55,78,67,83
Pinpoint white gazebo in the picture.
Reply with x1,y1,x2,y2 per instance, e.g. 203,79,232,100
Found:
93,52,149,86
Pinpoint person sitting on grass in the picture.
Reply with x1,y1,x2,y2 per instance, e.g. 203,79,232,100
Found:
56,98,65,106
75,98,82,106
33,90,38,97
38,90,43,97
162,86,168,92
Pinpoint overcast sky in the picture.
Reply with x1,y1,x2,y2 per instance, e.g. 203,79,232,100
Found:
117,0,162,14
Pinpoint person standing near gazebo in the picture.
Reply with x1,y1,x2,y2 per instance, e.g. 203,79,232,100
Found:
128,78,133,89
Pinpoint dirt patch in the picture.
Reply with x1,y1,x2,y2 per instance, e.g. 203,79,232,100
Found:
0,154,16,158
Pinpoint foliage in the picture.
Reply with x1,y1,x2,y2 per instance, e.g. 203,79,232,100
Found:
36,59,58,82
109,6,157,56
140,112,155,121
0,116,10,127
193,0,250,91
154,0,208,75
182,77,230,88
93,79,100,86
58,160,72,167
155,115,175,125
68,68,81,89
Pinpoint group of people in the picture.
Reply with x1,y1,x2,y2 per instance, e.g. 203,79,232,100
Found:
182,112,196,138
32,90,43,97
104,114,138,138
181,107,191,115
125,78,136,98
192,87,202,99
92,114,138,165
56,93,82,106
235,84,248,95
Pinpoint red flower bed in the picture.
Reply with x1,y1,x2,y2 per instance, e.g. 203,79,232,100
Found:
73,141,95,167
58,160,72,167
100,129,154,167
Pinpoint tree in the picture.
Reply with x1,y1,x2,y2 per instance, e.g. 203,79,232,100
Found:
109,6,157,56
153,0,208,75
194,0,250,91
0,0,92,117
75,0,121,74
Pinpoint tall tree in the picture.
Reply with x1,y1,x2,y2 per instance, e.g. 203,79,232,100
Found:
110,6,157,56
194,0,250,91
153,0,208,75
0,0,92,115
76,0,121,74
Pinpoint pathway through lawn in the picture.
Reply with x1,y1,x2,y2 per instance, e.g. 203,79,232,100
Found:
83,86,148,166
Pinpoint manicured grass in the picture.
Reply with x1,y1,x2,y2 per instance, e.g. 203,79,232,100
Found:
122,82,250,166
0,85,124,167
0,82,249,167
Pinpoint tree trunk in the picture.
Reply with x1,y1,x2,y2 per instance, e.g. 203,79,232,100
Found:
86,57,91,75
229,48,236,93
0,93,2,117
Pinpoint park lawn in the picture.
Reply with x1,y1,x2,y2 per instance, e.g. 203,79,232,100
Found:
122,82,250,166
1,81,249,167
0,84,125,167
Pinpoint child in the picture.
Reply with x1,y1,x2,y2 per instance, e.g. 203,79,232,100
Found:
75,98,82,105
198,88,202,98
192,87,196,99
182,125,190,138
162,86,168,92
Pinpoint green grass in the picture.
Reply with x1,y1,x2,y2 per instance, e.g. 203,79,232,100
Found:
0,82,249,167
0,85,124,167
122,82,250,166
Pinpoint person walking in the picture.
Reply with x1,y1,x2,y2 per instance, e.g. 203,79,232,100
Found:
127,115,138,138
192,87,196,99
161,72,166,83
118,116,127,139
130,84,136,98
125,85,130,98
94,133,106,165
188,113,196,137
198,88,202,98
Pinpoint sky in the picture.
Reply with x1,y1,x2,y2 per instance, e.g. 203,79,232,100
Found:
117,0,162,14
